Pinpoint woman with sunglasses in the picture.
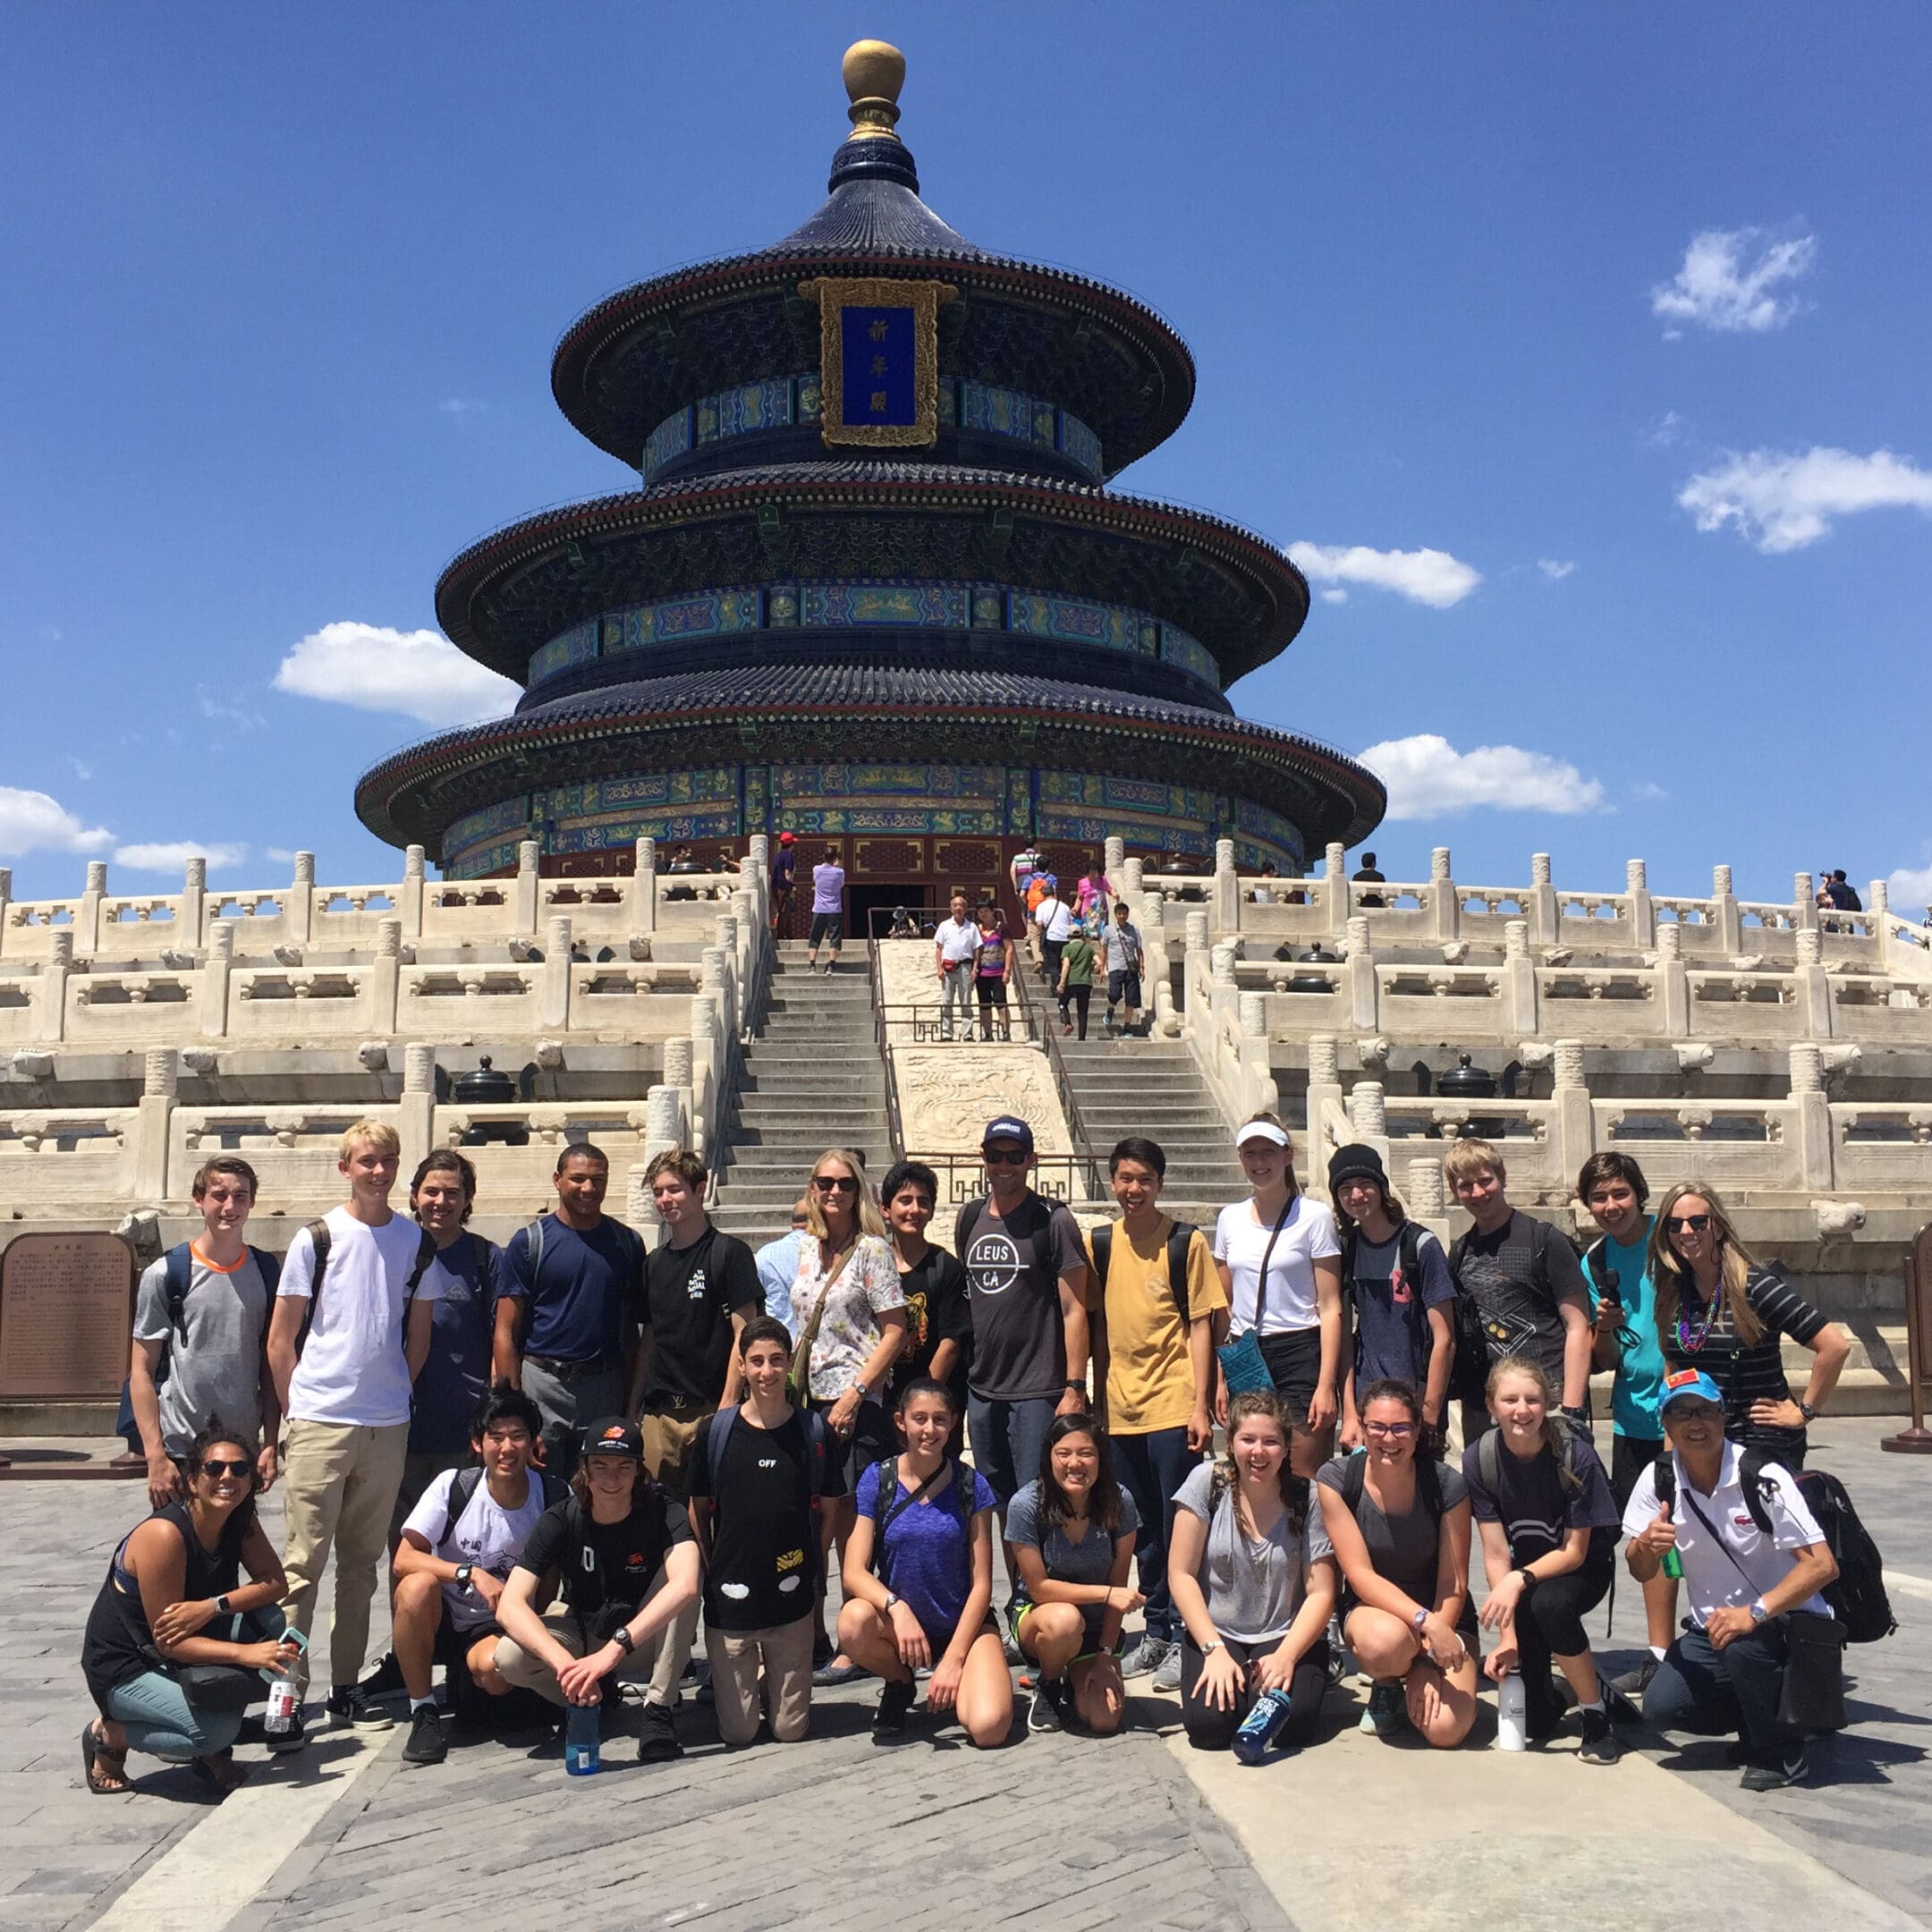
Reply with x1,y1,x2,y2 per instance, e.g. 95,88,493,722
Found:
1648,1183,1849,1470
81,1422,296,1796
790,1148,906,1682
1316,1380,1477,1748
1213,1114,1343,1477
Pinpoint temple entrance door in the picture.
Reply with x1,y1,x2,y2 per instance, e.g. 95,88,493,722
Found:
849,882,930,939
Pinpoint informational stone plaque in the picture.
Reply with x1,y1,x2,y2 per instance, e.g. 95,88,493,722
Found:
0,1233,134,1400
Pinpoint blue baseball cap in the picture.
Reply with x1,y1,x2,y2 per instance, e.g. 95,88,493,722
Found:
981,1116,1035,1153
1659,1368,1724,1413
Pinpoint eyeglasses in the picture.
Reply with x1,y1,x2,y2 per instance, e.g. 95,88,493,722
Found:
982,1148,1030,1165
1362,1422,1414,1439
196,1458,252,1479
1665,1214,1712,1233
811,1174,859,1193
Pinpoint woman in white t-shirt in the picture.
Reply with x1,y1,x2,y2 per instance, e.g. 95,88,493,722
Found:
1213,1114,1343,1476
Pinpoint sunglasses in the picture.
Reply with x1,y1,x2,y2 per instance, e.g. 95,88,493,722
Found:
196,1457,252,1479
1665,1214,1713,1233
811,1174,859,1193
982,1148,1030,1165
1363,1421,1414,1439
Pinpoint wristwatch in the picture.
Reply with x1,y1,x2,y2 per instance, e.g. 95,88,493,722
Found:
1200,1639,1223,1656
453,1563,473,1589
883,1593,902,1614
1063,1380,1085,1395
211,1593,231,1616
853,1379,871,1400
1411,1606,1428,1632
1797,1399,1818,1422
611,1623,637,1653
1750,1599,1769,1625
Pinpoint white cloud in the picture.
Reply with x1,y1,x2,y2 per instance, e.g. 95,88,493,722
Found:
1631,782,1670,803
198,685,265,732
1537,558,1576,580
0,785,114,857
1887,861,1932,916
1319,588,1348,605
274,621,520,727
1643,411,1686,449
67,757,94,782
265,846,298,865
439,397,487,419
1678,445,1932,554
114,841,249,872
1650,227,1816,335
1359,734,1606,820
1288,542,1482,609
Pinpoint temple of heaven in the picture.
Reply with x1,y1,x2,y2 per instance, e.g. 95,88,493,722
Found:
355,38,1385,915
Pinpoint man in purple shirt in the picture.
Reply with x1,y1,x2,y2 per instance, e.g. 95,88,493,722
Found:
807,846,845,975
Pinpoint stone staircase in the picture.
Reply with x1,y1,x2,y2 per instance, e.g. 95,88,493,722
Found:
710,943,893,1249
1055,1033,1244,1226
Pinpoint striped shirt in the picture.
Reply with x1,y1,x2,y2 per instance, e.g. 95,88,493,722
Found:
1661,1265,1826,1462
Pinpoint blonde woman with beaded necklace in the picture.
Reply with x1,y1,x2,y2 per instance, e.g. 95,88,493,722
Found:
1648,1182,1848,1471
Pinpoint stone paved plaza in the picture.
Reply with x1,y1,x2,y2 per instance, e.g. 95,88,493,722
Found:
4,1418,1928,1932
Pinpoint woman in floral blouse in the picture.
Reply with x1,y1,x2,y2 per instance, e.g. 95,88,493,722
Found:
792,1147,906,1683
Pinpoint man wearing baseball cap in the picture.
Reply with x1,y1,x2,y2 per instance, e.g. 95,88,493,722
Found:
954,1119,1090,1604
494,1416,700,1764
769,832,797,937
1621,1369,1840,1792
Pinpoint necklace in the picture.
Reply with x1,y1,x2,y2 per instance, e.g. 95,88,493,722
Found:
1675,1284,1720,1352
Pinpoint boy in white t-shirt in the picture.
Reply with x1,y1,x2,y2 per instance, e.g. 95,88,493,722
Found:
393,1387,559,1765
267,1121,442,1743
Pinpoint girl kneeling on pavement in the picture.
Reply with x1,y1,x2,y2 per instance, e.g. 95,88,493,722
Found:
1168,1389,1338,1754
1464,1356,1623,1763
1008,1414,1142,1735
81,1421,296,1797
838,1377,1013,1746
1316,1380,1478,1748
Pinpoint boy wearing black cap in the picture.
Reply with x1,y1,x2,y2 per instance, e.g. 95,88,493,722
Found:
494,1416,700,1763
1328,1142,1456,1453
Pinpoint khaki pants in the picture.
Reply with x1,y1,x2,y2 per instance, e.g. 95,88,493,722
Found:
493,1572,671,1707
640,1402,713,1705
708,1614,816,1745
279,1418,410,1692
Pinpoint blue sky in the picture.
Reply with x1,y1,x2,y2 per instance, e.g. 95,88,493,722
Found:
3,4,1928,907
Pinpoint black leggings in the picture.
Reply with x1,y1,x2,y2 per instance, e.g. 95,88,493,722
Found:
1513,1540,1614,1729
1178,1632,1330,1752
1060,983,1092,1037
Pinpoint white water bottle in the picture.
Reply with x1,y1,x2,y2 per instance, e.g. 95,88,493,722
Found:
1496,1671,1527,1752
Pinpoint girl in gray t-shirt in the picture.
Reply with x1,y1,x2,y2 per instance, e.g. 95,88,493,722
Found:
1008,1416,1141,1736
1167,1389,1339,1754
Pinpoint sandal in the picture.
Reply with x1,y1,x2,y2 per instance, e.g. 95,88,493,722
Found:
82,1724,132,1796
190,1751,249,1797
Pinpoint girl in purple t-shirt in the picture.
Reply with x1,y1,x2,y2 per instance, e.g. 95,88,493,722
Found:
806,848,845,974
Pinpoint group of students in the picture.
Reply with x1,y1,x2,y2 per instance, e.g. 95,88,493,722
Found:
79,1106,1857,1797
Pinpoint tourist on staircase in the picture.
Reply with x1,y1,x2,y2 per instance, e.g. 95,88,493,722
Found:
805,845,845,974
1102,899,1146,1038
932,890,979,1042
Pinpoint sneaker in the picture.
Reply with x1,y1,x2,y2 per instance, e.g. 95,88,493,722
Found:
1027,1679,1067,1734
635,1700,682,1763
1608,1657,1658,1701
1360,1683,1409,1738
1153,1647,1183,1694
1577,1707,1621,1766
325,1684,394,1731
357,1651,406,1704
1120,1634,1171,1681
265,1708,308,1754
873,1679,915,1738
402,1706,447,1767
1741,1747,1808,1792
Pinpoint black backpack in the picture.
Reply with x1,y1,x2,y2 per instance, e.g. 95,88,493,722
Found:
1445,1215,1564,1407
1653,1452,1895,1644
1473,1411,1589,1498
1333,1442,1446,1529
151,1241,283,1388
1089,1219,1198,1324
433,1463,567,1546
299,1216,439,1352
701,1403,833,1516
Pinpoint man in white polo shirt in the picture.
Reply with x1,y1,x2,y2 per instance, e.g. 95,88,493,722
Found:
932,891,979,1042
1623,1368,1840,1792
267,1120,442,1746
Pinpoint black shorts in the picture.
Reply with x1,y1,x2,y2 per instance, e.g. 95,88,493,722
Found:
976,977,1008,1006
809,1393,895,1488
1610,1433,1666,1514
1106,970,1142,1007
1258,1328,1325,1421
435,1613,505,1669
809,913,843,948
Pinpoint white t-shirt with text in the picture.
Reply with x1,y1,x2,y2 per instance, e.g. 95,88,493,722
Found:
1214,1195,1340,1336
277,1207,444,1428
402,1465,551,1631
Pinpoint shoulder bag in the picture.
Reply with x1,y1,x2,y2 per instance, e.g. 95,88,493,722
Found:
1216,1199,1294,1396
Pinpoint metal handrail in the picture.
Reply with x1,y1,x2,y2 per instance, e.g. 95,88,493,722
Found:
867,938,909,1165
1011,951,1106,1201
900,1150,1092,1208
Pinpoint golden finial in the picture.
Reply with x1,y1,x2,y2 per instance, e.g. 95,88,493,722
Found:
842,38,905,142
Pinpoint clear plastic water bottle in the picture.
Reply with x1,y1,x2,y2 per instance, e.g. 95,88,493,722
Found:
264,1627,305,1739
1496,1671,1527,1752
564,1699,601,1775
1232,1689,1294,1765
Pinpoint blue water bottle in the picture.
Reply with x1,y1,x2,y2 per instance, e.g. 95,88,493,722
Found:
1232,1688,1293,1765
564,1699,601,1775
